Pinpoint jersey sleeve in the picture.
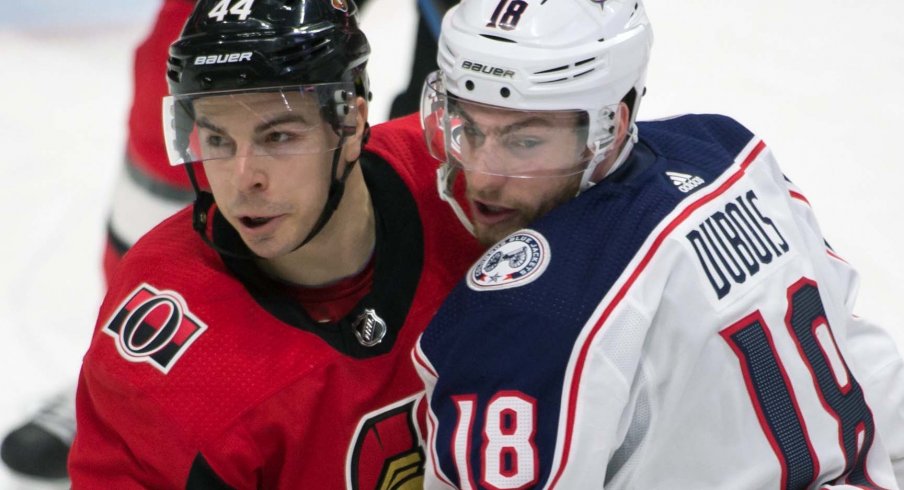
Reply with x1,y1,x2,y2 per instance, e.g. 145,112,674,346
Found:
414,305,638,490
70,227,257,488
69,365,200,488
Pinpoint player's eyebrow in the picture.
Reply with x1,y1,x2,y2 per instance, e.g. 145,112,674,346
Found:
195,113,314,135
254,113,315,134
195,116,225,134
456,107,555,136
499,117,554,135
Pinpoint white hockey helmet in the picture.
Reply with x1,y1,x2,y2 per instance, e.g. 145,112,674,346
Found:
422,0,653,201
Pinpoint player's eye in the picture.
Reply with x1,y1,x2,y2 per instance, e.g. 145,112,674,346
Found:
264,131,293,144
503,132,546,156
462,123,485,146
202,133,236,157
206,134,227,147
508,136,542,150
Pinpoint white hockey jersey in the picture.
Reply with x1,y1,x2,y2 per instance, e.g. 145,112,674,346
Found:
414,114,904,489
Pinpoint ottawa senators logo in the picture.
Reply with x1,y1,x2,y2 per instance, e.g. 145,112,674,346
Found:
346,396,425,490
102,283,206,374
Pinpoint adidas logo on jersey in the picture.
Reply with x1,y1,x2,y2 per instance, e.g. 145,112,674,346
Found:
666,171,705,193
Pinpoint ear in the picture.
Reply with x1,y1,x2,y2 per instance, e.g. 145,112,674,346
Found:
614,101,631,145
343,96,369,163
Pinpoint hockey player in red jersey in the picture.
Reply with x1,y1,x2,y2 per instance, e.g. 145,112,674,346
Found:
414,0,904,488
68,0,481,487
4,0,461,480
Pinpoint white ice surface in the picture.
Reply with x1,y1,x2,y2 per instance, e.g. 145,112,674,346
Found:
0,0,901,487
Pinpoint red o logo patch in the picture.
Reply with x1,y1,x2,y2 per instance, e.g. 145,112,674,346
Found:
103,283,207,374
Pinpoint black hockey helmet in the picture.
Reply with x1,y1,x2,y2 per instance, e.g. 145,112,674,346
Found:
164,0,373,257
166,0,370,100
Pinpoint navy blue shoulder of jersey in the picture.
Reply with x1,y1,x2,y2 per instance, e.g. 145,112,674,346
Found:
420,113,755,487
635,113,754,174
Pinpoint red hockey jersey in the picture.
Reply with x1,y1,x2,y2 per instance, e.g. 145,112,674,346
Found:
70,114,483,489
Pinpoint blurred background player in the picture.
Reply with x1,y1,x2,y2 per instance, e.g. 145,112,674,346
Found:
0,0,454,480
0,0,196,480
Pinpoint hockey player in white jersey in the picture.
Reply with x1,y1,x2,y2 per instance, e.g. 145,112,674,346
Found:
414,0,904,488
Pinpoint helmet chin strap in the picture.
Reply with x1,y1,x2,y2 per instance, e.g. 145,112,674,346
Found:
185,132,360,260
294,141,355,250
436,162,475,236
577,122,638,193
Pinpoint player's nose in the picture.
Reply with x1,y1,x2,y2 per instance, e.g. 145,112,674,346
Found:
464,165,507,194
231,148,268,192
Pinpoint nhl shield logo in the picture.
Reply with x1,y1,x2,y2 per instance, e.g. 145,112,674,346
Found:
352,308,387,347
467,229,550,291
102,283,206,374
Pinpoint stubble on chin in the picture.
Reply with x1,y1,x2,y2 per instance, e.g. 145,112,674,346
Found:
236,231,274,258
474,215,526,247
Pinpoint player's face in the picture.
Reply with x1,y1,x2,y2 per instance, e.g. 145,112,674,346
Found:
195,91,356,259
456,102,586,245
